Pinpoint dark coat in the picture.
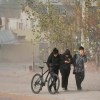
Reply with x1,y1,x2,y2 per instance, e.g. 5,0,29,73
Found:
60,54,73,70
47,53,60,70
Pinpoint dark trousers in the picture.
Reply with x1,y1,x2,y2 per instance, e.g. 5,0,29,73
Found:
75,72,85,90
49,67,59,90
60,68,70,89
50,67,59,75
51,68,59,83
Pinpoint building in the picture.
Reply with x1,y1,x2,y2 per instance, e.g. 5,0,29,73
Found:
0,30,17,44
8,11,33,30
0,0,40,41
0,0,25,30
0,0,24,18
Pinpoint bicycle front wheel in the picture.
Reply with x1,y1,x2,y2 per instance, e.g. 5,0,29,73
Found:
31,74,42,94
47,74,60,94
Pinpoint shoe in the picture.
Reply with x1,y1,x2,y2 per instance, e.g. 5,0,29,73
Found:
56,91,59,94
63,88,68,91
65,88,68,91
77,87,82,91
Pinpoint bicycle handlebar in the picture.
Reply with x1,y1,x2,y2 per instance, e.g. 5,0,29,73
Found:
43,62,59,66
43,62,47,64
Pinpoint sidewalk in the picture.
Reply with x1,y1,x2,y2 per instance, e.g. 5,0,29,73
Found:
0,92,52,100
0,63,100,100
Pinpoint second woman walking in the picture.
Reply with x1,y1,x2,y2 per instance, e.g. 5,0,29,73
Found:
60,49,73,90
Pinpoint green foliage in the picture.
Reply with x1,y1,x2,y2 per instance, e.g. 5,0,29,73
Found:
23,0,99,51
39,2,75,49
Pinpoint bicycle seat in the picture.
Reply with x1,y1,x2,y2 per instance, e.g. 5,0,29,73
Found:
39,66,44,69
43,62,47,64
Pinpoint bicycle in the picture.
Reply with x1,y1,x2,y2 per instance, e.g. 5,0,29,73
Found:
31,62,60,94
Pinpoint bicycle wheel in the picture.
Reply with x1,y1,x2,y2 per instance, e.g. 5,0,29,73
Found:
31,74,42,94
47,74,60,94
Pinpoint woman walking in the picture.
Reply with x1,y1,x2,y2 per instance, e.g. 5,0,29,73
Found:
60,49,73,90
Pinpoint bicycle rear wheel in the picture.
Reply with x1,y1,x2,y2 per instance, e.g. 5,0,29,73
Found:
31,74,42,94
47,74,60,94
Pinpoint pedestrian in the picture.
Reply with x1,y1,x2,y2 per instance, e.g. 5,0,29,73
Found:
73,46,87,90
47,48,60,91
60,49,73,91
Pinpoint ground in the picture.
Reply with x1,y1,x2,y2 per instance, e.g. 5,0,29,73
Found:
0,63,100,100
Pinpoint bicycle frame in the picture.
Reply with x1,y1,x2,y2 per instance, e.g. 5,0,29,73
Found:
31,62,60,94
41,69,50,85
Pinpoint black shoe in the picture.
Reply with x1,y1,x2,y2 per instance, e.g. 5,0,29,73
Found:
65,88,68,91
63,88,68,91
56,91,59,94
77,87,82,91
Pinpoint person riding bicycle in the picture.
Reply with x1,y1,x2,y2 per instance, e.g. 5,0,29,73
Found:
47,48,60,91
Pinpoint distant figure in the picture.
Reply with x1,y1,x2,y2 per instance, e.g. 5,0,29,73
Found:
73,46,87,90
60,49,73,90
47,48,60,91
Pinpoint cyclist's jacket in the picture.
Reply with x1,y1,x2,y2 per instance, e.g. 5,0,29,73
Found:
47,53,60,70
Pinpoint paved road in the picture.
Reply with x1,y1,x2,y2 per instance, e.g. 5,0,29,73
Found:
0,63,100,100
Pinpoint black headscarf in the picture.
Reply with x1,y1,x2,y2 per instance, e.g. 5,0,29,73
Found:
52,48,59,54
64,49,71,56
